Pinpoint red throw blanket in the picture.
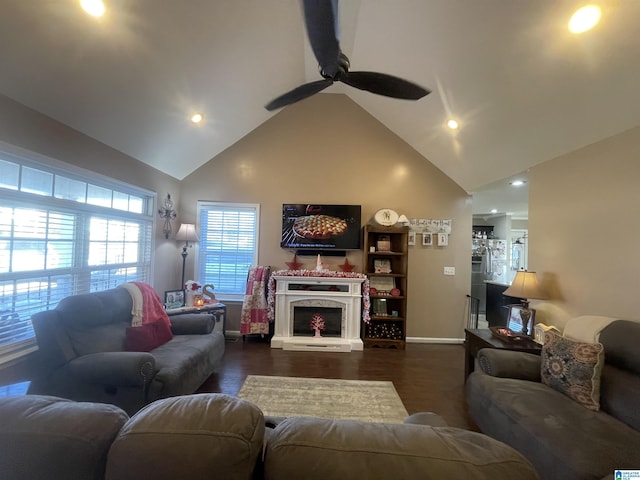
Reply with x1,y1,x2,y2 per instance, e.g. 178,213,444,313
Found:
120,282,171,328
240,266,270,335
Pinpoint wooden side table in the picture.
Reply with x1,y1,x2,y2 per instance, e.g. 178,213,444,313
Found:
464,328,541,381
166,303,227,336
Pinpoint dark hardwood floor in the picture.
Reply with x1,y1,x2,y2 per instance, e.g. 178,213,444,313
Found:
197,338,477,430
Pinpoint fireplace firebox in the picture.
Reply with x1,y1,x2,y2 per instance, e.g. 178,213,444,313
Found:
293,306,342,337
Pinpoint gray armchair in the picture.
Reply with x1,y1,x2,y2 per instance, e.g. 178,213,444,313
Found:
28,287,225,415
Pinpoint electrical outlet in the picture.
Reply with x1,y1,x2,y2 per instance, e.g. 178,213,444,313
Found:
444,267,455,276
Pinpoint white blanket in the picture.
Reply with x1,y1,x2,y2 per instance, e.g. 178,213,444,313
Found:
562,315,617,343
118,282,144,326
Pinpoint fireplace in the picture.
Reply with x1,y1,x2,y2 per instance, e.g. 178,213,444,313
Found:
271,274,365,352
293,305,342,337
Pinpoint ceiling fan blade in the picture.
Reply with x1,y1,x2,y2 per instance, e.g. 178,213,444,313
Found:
302,0,340,77
265,79,333,111
341,71,431,100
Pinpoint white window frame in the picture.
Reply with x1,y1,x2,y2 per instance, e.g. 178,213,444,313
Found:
0,142,155,365
196,202,260,301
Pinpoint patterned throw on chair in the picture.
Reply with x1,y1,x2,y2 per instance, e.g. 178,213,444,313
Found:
240,266,270,335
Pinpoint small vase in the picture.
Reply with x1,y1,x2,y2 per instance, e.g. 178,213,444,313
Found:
313,329,322,338
185,290,197,307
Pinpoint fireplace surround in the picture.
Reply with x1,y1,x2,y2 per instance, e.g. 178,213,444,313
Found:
270,274,365,352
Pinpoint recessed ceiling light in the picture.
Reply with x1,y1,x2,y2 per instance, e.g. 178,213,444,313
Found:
447,119,459,130
510,180,526,187
190,113,204,124
80,0,105,17
568,5,601,33
490,209,498,214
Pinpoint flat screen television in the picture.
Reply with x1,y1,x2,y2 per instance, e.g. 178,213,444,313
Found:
281,204,361,251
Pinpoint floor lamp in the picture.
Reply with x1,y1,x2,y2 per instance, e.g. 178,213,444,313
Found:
176,223,199,289
502,270,547,335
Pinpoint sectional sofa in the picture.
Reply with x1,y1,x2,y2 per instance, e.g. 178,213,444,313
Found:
0,393,540,480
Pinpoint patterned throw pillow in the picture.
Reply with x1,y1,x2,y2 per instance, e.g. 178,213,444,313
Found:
540,331,604,411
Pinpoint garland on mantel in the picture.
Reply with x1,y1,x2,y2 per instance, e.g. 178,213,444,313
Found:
267,269,370,324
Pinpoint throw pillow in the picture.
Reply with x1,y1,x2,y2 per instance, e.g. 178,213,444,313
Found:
126,319,173,352
540,330,604,411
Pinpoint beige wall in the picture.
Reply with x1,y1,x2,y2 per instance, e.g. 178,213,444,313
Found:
181,94,472,339
0,93,472,340
529,127,640,328
0,94,181,294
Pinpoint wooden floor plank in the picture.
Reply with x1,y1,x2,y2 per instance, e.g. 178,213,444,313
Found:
197,338,477,430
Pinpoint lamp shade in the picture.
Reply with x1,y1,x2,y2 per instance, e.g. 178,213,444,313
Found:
175,223,199,244
503,270,547,300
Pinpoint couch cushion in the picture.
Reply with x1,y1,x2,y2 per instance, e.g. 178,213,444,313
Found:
599,320,640,430
264,416,539,480
541,331,604,410
0,395,128,480
125,319,173,352
106,394,264,480
59,288,133,356
146,332,225,400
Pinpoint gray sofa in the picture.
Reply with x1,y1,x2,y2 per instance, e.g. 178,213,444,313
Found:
28,287,225,415
466,319,640,480
0,393,540,480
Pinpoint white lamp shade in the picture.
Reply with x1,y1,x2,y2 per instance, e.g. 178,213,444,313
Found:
503,270,547,300
176,223,199,243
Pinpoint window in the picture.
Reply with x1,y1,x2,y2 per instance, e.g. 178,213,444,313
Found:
197,202,259,300
0,146,154,364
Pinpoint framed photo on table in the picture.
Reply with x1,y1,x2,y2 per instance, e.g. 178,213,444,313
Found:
507,305,536,334
164,290,185,309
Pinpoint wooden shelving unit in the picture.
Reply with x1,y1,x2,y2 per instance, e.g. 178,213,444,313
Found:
362,224,409,349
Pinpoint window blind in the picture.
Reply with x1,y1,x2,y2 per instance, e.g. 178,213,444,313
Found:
0,148,154,365
197,202,259,299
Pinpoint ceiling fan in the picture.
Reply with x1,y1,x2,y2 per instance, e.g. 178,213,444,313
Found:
265,0,431,111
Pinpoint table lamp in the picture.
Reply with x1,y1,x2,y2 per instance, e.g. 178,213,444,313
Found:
502,270,547,335
176,223,199,288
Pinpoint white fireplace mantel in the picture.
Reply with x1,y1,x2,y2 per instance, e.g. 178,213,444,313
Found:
270,274,364,352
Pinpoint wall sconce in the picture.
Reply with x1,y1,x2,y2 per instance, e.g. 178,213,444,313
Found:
158,193,177,239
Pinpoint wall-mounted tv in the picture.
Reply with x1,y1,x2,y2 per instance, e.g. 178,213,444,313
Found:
281,204,361,251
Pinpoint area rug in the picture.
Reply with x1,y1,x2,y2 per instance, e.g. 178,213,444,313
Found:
237,375,408,423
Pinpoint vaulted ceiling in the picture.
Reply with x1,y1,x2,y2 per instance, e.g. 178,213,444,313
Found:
1,1,638,217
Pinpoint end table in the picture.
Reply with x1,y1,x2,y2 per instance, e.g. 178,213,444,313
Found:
464,328,541,382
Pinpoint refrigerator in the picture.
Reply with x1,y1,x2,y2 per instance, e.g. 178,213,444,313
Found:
471,239,508,313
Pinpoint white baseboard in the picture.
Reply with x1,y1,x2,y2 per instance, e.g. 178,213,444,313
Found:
406,337,465,345
225,331,465,345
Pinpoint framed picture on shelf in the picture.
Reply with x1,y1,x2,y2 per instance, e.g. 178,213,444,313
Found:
372,298,388,316
369,277,395,293
507,305,536,334
374,259,392,273
164,290,185,309
422,233,432,246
